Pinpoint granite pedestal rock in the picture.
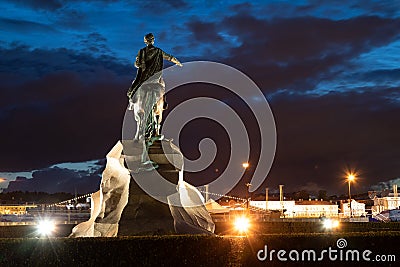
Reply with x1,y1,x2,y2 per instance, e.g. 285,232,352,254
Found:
70,141,130,237
69,139,215,237
118,139,183,235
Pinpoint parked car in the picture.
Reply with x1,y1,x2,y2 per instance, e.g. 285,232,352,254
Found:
76,203,90,210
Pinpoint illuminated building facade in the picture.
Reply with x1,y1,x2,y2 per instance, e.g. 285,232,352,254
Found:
0,204,37,215
250,200,339,218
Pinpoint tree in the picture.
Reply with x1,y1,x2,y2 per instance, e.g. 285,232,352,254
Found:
294,190,310,200
318,190,327,200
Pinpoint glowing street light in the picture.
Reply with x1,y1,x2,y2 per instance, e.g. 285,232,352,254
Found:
234,216,250,233
242,162,249,169
36,219,56,236
322,218,340,229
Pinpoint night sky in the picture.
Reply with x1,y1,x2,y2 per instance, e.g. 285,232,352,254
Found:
0,0,399,196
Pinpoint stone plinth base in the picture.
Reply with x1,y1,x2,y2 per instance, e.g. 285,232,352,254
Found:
118,181,176,235
69,139,215,237
118,139,181,235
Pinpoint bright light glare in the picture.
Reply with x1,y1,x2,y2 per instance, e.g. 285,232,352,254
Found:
323,219,340,229
242,162,249,168
347,174,355,181
234,216,250,232
37,219,56,236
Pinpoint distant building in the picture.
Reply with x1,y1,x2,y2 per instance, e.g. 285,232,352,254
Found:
249,200,338,218
293,200,338,218
250,200,295,211
340,200,366,217
0,204,37,215
372,196,400,214
205,199,230,214
371,184,400,215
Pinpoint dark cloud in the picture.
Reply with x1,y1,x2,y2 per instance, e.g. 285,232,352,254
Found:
186,21,224,43
0,44,128,84
4,166,102,194
335,0,400,18
185,15,400,93
229,2,252,13
0,18,58,34
0,46,133,171
367,1,400,17
162,80,400,195
73,0,120,2
298,182,325,194
55,9,88,30
3,0,125,11
1,2,400,196
4,0,63,10
163,0,188,9
137,0,188,12
371,177,400,191
360,68,400,85
250,0,400,20
233,15,398,91
262,88,400,194
77,32,113,55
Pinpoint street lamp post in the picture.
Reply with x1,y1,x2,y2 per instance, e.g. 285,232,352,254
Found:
242,162,250,210
245,183,252,210
347,174,355,218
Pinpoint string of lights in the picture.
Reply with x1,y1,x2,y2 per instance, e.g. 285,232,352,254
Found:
48,188,247,208
47,193,92,208
196,189,247,202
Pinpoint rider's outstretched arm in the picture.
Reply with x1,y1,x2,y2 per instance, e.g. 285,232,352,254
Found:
162,51,183,67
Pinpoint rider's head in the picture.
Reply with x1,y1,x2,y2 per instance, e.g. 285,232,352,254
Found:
144,33,155,45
